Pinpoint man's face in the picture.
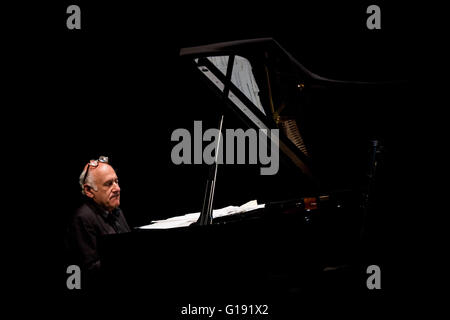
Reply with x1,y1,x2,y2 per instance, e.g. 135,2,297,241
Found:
86,163,121,211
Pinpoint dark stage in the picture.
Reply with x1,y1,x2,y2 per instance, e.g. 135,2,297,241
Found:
3,1,440,318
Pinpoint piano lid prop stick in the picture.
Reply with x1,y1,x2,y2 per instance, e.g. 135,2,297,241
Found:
196,115,224,226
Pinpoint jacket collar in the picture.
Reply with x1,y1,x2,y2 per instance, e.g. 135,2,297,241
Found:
86,199,120,221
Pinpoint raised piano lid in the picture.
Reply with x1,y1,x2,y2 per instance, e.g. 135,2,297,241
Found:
180,38,316,181
179,38,398,192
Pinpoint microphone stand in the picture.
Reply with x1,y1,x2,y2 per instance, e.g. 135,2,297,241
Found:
360,139,382,241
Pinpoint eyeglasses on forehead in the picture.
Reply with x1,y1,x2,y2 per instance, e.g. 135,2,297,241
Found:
82,156,109,185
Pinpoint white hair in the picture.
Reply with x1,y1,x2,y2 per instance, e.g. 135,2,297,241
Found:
79,167,98,195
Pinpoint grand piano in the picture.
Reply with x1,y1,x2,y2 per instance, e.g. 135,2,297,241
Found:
97,39,401,307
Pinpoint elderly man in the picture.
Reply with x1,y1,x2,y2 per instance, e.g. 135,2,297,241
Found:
66,156,131,274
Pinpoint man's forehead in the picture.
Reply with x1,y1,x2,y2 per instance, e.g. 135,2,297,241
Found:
92,163,118,181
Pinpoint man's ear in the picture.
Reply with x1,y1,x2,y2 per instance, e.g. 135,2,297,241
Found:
84,185,95,199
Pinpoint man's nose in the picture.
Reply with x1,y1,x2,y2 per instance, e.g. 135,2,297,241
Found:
112,181,120,193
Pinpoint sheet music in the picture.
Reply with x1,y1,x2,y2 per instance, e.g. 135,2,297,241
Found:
139,200,265,229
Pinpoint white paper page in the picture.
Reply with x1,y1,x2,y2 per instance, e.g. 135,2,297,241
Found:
139,200,265,229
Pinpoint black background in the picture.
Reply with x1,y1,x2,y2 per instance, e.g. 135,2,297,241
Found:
4,0,442,317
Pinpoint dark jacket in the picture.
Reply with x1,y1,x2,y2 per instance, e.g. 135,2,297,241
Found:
66,200,131,272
